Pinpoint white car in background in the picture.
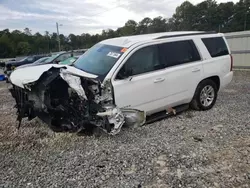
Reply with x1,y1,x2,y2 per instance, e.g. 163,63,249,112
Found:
9,31,233,135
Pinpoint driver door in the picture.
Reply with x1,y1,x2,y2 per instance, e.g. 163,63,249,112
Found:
112,44,168,115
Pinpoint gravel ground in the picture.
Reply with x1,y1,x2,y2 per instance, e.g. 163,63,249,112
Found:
0,71,250,188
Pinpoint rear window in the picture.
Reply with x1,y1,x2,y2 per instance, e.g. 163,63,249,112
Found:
202,37,229,57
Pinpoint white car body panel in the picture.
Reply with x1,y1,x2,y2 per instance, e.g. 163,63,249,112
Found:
105,32,233,115
110,38,204,115
112,61,204,115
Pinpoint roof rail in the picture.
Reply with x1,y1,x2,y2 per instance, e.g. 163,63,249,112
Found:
155,31,217,39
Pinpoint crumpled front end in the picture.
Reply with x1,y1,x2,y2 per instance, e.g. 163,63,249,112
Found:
9,66,145,135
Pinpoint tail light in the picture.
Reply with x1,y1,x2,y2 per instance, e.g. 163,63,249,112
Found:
230,54,233,71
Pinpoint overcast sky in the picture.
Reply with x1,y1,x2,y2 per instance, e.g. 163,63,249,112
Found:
0,0,238,35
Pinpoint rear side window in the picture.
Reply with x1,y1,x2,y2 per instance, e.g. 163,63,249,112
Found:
202,37,229,57
159,40,201,68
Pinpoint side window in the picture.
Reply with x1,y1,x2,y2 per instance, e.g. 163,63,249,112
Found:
159,40,201,68
202,37,229,57
117,45,161,79
27,57,34,62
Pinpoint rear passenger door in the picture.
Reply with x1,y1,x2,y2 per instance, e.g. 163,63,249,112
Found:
158,39,203,107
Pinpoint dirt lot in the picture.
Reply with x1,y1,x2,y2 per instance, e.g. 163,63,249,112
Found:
0,71,250,188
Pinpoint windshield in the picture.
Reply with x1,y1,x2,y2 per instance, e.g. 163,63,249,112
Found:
59,57,77,65
74,44,124,76
33,57,49,65
18,57,28,62
44,52,72,64
44,54,58,63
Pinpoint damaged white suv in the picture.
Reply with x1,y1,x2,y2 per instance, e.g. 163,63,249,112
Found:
9,31,233,135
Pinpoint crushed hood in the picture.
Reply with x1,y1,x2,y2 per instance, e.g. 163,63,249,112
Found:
10,64,98,88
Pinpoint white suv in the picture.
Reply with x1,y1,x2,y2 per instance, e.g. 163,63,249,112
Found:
10,31,233,135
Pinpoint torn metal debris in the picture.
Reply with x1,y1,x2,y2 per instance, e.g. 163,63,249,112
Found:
9,64,145,135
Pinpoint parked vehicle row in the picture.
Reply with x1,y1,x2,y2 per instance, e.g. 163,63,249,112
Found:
16,57,50,69
4,55,46,81
4,50,87,81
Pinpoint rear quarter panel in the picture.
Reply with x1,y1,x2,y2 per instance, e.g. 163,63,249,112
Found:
198,34,232,90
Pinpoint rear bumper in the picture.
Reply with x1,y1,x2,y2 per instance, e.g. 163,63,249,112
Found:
220,71,233,90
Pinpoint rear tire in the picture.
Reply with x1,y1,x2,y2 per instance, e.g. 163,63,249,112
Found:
190,79,218,111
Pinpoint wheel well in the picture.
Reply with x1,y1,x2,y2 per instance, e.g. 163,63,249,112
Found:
203,76,220,90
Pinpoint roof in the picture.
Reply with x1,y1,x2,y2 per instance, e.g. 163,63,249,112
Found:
100,31,212,48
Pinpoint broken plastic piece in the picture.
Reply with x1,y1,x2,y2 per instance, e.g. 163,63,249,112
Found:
167,107,176,115
97,105,125,135
122,109,146,128
60,69,87,100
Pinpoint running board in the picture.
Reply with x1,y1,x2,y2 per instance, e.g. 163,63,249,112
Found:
146,104,190,124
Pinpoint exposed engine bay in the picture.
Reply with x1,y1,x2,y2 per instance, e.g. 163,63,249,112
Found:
9,65,146,135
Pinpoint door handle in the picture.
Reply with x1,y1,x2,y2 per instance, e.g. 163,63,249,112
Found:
192,68,201,72
154,78,165,83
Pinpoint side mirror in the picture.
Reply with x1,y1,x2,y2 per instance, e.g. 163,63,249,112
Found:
117,67,133,80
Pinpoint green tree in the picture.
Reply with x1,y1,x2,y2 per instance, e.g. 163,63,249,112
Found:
17,42,31,55
24,28,32,36
148,16,167,33
0,34,14,57
137,17,152,34
173,1,196,30
117,20,138,36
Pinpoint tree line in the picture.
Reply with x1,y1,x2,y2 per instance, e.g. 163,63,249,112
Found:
0,0,249,58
